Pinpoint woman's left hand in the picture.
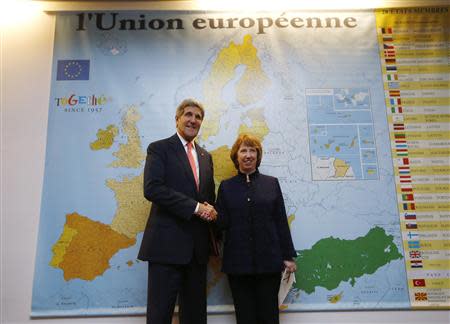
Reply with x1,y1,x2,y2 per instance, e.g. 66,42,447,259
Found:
283,260,297,273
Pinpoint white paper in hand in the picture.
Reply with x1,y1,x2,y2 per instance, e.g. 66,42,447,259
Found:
278,268,296,306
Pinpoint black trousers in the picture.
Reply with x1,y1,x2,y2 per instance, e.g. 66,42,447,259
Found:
146,259,207,324
228,272,281,324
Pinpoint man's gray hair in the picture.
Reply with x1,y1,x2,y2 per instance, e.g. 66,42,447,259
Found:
175,98,205,120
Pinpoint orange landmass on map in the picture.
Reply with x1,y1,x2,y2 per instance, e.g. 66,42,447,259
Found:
54,212,136,281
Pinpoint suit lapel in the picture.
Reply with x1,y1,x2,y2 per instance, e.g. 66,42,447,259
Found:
196,143,208,193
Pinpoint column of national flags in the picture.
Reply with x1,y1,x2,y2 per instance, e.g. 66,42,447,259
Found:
376,7,450,310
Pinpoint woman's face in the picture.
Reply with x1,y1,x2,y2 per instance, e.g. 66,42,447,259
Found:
237,144,258,174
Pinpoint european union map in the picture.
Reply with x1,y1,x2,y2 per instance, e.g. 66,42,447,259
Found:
32,8,449,317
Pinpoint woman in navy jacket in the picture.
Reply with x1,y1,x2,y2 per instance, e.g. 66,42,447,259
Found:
215,134,297,324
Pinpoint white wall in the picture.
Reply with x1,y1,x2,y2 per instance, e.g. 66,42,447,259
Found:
1,2,449,323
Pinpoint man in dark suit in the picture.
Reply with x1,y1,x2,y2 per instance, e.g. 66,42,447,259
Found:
138,98,217,324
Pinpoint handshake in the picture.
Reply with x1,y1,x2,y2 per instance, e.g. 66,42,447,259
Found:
197,202,217,222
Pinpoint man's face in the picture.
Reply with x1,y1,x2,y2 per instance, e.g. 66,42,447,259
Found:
176,106,203,142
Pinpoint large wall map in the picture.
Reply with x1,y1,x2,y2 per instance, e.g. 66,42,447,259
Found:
31,8,449,317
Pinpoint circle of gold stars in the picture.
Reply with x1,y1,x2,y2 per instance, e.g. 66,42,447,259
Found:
64,61,82,79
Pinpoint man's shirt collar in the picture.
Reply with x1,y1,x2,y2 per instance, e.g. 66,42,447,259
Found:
176,132,195,150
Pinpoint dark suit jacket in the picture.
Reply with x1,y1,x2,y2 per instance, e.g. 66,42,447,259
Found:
138,134,215,265
216,170,297,274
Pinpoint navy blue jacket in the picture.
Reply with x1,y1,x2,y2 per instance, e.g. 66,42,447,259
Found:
216,170,296,274
138,134,215,265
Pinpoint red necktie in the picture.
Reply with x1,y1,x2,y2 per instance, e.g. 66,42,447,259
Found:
186,142,199,190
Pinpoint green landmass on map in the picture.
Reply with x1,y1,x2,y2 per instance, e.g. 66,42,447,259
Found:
294,226,402,294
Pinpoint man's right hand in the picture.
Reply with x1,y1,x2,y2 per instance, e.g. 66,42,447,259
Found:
197,202,217,221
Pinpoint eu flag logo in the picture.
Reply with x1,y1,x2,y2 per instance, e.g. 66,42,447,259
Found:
57,60,90,80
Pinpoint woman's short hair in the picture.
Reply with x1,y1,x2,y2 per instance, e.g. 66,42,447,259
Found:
175,98,205,120
230,134,263,170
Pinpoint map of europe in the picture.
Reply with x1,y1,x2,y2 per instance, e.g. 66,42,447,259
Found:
32,11,410,317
